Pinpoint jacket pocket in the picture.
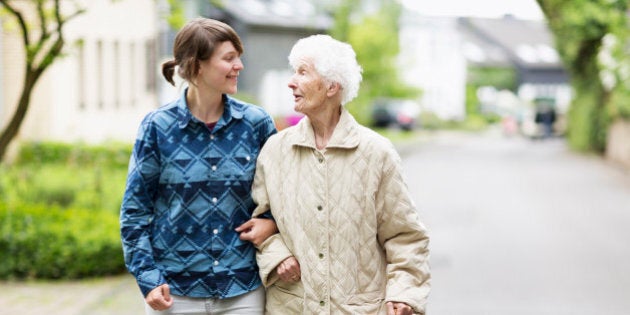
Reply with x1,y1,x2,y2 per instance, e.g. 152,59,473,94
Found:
266,281,304,314
344,291,385,314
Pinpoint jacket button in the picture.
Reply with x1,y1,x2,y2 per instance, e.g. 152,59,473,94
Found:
318,158,324,163
320,301,325,306
319,253,324,259
317,205,322,211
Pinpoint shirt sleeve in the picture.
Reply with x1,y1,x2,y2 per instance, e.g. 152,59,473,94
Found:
119,114,166,297
376,144,431,314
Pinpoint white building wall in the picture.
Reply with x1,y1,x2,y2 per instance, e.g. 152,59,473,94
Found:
2,0,159,146
399,14,467,121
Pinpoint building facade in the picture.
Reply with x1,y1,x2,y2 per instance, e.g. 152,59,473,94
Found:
0,0,159,153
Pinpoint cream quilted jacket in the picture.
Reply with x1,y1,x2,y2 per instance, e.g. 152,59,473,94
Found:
252,109,430,314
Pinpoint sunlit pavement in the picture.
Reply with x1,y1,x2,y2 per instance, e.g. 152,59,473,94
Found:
0,274,144,315
405,128,630,314
1,128,629,315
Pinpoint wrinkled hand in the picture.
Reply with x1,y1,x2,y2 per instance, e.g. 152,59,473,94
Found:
277,256,301,283
236,218,278,247
387,302,413,315
145,283,173,311
386,301,413,315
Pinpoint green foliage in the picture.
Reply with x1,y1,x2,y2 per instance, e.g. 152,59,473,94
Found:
608,86,630,119
0,202,125,279
330,0,421,125
537,0,629,152
566,90,609,152
1,163,127,213
467,67,517,91
0,142,131,279
16,141,132,168
165,0,186,30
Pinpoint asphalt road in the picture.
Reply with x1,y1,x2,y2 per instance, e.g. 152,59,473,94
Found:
2,129,629,315
403,130,630,315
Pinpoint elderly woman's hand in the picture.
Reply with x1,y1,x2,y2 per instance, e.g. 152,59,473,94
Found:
276,256,301,282
386,301,414,315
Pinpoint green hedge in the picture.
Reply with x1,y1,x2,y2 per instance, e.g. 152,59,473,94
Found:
0,202,126,279
15,141,132,168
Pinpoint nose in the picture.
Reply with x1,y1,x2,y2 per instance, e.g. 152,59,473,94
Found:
234,57,244,70
288,74,297,89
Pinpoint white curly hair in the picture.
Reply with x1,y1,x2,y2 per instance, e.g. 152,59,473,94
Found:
288,34,363,105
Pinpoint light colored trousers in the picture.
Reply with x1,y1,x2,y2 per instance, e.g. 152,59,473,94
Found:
145,286,265,315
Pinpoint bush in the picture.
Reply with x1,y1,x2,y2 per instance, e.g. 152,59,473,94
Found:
15,141,132,169
1,143,130,213
0,141,131,279
0,202,126,279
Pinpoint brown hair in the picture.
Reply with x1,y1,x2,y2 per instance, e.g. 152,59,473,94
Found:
162,18,244,86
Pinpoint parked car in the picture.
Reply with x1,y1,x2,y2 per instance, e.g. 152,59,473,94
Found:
370,99,421,131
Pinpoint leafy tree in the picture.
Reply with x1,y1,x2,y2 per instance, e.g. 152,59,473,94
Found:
0,0,85,162
536,0,629,152
327,0,420,124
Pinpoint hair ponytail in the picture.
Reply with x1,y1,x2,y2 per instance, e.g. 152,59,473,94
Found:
161,59,178,86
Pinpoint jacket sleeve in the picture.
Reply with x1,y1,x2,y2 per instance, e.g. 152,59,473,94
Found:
376,145,431,314
251,145,293,287
119,115,166,297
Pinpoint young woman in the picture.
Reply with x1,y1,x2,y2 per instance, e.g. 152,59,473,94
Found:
120,18,277,315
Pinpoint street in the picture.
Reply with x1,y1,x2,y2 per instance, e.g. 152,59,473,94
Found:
1,129,629,315
404,129,630,314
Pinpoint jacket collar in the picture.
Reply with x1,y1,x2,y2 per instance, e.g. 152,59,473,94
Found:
290,107,360,150
176,88,244,130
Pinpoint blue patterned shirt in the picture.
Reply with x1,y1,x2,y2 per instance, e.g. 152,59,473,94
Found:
120,91,277,298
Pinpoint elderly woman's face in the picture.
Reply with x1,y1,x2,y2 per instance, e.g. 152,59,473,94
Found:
288,58,328,115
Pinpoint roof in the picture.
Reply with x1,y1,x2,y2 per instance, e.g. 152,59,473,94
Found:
217,0,333,30
458,16,562,69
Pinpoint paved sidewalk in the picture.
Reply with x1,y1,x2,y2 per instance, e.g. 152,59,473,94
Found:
0,274,145,315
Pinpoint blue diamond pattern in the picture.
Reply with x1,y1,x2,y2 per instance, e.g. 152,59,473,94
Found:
121,92,276,298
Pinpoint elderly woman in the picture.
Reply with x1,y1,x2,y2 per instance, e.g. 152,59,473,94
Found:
241,34,431,314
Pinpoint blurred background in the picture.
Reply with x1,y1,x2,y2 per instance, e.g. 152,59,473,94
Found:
0,0,629,314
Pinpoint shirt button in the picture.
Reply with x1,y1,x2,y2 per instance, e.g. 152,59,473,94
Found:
210,135,215,140
213,229,219,235
214,260,219,266
318,157,324,163
212,197,218,204
246,155,251,161
319,253,324,259
319,301,325,306
211,165,217,171
317,205,323,211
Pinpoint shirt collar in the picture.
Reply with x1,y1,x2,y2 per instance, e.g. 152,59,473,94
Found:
290,107,360,150
176,88,244,129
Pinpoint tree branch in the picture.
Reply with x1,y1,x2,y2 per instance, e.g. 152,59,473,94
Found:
0,0,31,49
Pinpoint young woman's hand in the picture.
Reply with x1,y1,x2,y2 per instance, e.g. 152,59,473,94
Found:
236,218,278,247
145,283,173,311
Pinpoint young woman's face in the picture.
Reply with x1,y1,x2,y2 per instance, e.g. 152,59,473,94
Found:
197,41,243,94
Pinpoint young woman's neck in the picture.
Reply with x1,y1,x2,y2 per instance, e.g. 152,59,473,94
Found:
187,85,224,124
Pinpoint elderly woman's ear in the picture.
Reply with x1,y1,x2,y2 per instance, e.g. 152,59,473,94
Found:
326,81,342,98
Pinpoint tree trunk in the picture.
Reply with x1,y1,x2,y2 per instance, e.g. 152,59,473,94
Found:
0,69,40,161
